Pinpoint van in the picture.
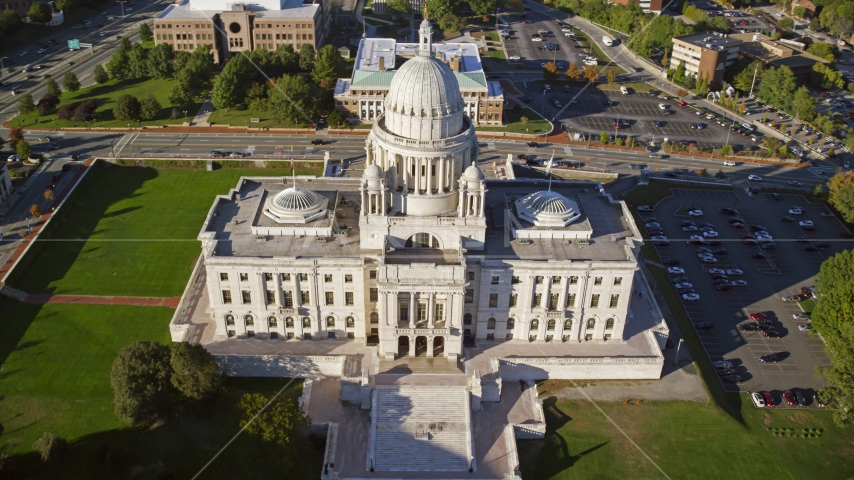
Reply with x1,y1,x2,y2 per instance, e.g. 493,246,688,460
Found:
742,123,754,131
620,86,628,95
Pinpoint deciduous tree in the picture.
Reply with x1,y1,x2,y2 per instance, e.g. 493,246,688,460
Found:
147,43,175,79
268,74,319,126
543,61,559,81
46,77,62,97
312,44,345,90
62,72,81,92
18,141,32,161
298,43,315,71
54,0,75,12
139,93,161,121
170,342,223,402
28,202,40,218
606,68,615,84
37,93,60,115
106,37,133,80
565,62,580,81
32,433,69,465
583,64,600,82
139,22,153,43
93,64,110,84
238,393,310,468
327,109,345,128
18,94,35,115
212,54,250,109
27,1,51,23
57,103,76,120
114,94,141,121
110,341,175,427
73,100,95,122
128,44,149,79
8,127,23,147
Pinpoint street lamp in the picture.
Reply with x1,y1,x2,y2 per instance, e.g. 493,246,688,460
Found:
117,0,126,16
182,110,187,120
541,88,547,117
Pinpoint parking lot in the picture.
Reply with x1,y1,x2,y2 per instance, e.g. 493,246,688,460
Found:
643,187,849,406
501,13,607,71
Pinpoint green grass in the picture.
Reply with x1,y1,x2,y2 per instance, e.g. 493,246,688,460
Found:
207,106,304,128
573,31,626,75
800,298,816,314
16,78,204,129
487,47,507,61
0,301,322,478
8,163,320,297
519,397,854,479
478,107,551,134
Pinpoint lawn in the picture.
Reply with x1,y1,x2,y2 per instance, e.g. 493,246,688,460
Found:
8,163,321,297
207,106,298,128
15,78,204,129
0,302,322,479
800,298,816,314
478,107,552,135
519,397,854,479
573,31,626,75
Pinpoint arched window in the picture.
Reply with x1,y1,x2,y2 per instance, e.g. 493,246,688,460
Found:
487,317,496,329
225,314,235,325
268,316,277,327
405,232,440,248
464,313,472,325
531,319,539,330
605,318,615,330
346,316,355,328
547,319,556,331
586,318,596,330
244,315,254,326
507,317,515,329
326,316,335,327
302,317,311,327
286,316,294,327
370,312,379,324
564,319,572,330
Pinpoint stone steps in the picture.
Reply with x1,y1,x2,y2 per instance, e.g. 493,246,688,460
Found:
376,387,467,423
374,431,469,471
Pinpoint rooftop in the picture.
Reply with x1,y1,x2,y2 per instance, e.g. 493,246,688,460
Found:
157,0,319,19
674,32,743,50
730,33,829,68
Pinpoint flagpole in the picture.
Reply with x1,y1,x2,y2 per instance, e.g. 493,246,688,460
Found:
290,145,296,188
547,150,555,192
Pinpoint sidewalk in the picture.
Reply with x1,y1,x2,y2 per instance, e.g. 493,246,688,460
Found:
24,294,181,307
191,94,214,126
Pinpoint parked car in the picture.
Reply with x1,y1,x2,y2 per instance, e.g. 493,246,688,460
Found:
667,267,685,274
682,293,701,301
750,392,766,408
696,321,714,330
759,354,778,363
783,390,797,407
760,391,776,407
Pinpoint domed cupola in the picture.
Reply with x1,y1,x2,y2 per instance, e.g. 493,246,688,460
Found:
515,190,582,227
264,186,329,224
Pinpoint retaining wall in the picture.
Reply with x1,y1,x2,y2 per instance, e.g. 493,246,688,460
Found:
497,354,664,381
214,354,346,378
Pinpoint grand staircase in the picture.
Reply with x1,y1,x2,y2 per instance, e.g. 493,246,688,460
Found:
372,385,472,471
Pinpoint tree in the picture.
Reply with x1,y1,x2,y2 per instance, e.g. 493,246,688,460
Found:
139,93,161,121
147,43,175,79
327,109,345,129
37,93,60,115
110,341,175,427
606,68,615,84
171,45,216,103
469,0,496,17
813,183,824,197
721,144,733,155
32,433,69,465
27,1,51,23
114,94,141,121
675,88,688,99
661,48,669,68
807,42,835,61
697,168,707,177
425,0,455,19
57,103,76,120
792,86,816,122
8,127,23,148
106,37,133,80
312,44,345,90
298,43,315,71
583,64,600,83
29,202,40,219
93,64,110,84
762,136,781,153
794,5,806,18
778,17,795,31
438,13,465,32
811,62,846,90
18,141,32,161
73,100,95,122
507,0,524,13
212,55,250,109
386,0,411,15
268,74,319,126
170,342,223,401
238,393,310,466
140,22,153,43
168,82,195,108
62,72,81,92
543,61,559,81
128,44,149,79
18,94,35,115
565,62,580,81
246,82,269,111
43,188,54,202
46,77,62,97
811,249,854,425
520,116,528,124
673,61,686,84
600,131,608,144
54,0,75,12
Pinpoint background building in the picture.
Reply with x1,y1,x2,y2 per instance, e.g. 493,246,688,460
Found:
731,33,830,83
153,0,332,63
610,0,663,14
0,0,34,16
670,32,743,87
333,37,504,126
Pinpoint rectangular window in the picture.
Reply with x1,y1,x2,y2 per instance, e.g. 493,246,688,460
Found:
468,272,475,281
509,294,517,308
417,302,427,321
264,273,272,281
549,294,559,310
594,277,603,285
268,316,278,327
491,275,500,285
370,288,378,302
400,303,408,321
345,292,354,306
533,293,542,308
614,277,623,286
489,293,498,307
283,291,293,307
511,276,520,285
535,276,543,284
301,290,310,304
552,276,561,285
370,270,377,279
570,276,578,285
282,273,291,281
465,289,474,303
325,292,334,305
566,293,576,308
222,290,232,304
240,273,249,281
299,273,308,281
590,294,600,308
220,272,228,281
266,290,275,304
345,274,353,283
324,274,333,283
242,290,251,304
271,332,279,339
435,303,444,320
610,294,620,308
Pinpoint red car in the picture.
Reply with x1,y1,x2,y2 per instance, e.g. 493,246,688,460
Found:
749,312,768,320
742,234,754,239
678,101,688,107
731,223,745,229
523,20,531,24
761,391,776,407
783,390,797,407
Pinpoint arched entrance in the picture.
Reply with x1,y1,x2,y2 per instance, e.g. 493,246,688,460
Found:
415,336,428,357
398,336,410,357
433,336,445,356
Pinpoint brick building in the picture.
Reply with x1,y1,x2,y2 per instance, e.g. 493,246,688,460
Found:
670,32,743,87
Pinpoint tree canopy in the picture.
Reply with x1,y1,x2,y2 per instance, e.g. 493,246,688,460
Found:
62,72,81,92
268,74,319,126
212,54,251,109
828,171,854,222
755,65,798,112
312,44,345,90
169,342,223,402
110,341,175,427
238,392,311,468
28,1,52,23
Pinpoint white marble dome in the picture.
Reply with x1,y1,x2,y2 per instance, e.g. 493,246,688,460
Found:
515,191,582,228
364,164,382,180
265,187,329,224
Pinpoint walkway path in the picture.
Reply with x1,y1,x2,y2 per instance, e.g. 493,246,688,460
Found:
24,294,181,307
191,94,214,127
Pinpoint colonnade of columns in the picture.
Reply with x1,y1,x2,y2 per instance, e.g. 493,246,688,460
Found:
364,140,468,196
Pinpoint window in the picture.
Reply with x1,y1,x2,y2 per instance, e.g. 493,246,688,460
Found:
264,273,272,281
304,333,312,340
299,273,308,281
590,294,600,307
468,272,476,281
302,317,311,327
509,294,517,307
220,272,228,281
549,294,559,310
240,273,249,281
507,317,516,329
282,273,291,281
512,276,520,285
345,292,354,306
369,270,377,279
270,332,279,339
325,292,334,305
531,319,539,330
301,290,310,304
247,330,255,337
606,318,615,330
417,302,427,321
594,277,603,285
370,312,379,324
225,314,235,325
324,274,333,283
564,319,572,330
245,315,254,326
610,294,619,308
535,276,543,285
586,318,596,330
487,318,496,329
283,291,293,307
370,288,378,302
614,277,623,286
491,275,500,285
570,276,578,285
266,290,275,304
566,293,576,308
400,303,409,320
222,290,232,304
464,313,472,325
242,290,251,304
286,317,294,327
268,316,278,327
345,274,353,283
435,303,444,321
346,316,355,328
326,316,335,327
547,319,556,330
552,276,561,284
489,294,498,307
533,293,542,308
465,289,474,303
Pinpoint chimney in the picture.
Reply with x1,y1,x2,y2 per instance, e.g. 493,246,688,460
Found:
379,56,385,70
451,56,460,72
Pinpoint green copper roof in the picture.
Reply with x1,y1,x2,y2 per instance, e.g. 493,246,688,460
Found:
351,69,487,89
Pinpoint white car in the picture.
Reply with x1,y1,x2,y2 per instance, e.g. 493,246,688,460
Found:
544,84,551,91
682,293,701,301
798,323,813,331
726,269,744,276
37,47,47,54
748,175,762,181
708,268,726,275
532,37,543,42
750,392,767,408
788,180,802,186
682,225,699,232
674,282,693,289
799,220,814,227
18,50,27,57
703,231,719,238
731,280,748,287
509,55,521,60
688,210,703,217
788,208,803,215
706,114,716,119
756,235,773,242
637,205,653,212
667,267,685,275
659,103,667,110
651,235,668,240
723,161,735,166
701,257,718,264
579,52,590,57
793,312,810,320
689,235,706,243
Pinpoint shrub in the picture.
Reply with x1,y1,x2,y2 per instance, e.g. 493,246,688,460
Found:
32,433,70,465
114,94,141,121
56,103,77,120
73,100,97,122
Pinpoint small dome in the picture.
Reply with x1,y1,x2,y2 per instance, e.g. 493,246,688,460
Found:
272,187,320,211
364,164,382,180
524,191,571,214
463,164,485,181
515,191,581,228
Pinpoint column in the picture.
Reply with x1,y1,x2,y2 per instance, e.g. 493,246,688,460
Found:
408,335,416,357
294,274,301,307
409,291,416,328
256,273,266,309
427,336,434,358
558,277,568,314
378,291,387,327
308,273,320,335
479,188,485,216
458,189,466,216
428,292,435,328
274,273,283,306
427,158,433,195
416,157,422,194
380,187,386,215
438,157,445,193
361,186,367,216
